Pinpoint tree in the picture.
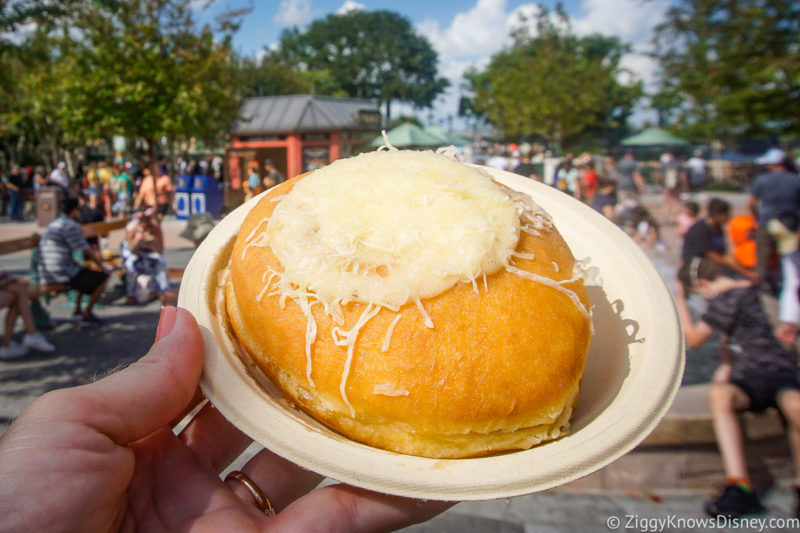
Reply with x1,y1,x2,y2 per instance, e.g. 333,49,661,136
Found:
463,7,641,151
273,9,449,120
0,0,245,167
59,0,242,157
237,54,350,98
652,0,800,142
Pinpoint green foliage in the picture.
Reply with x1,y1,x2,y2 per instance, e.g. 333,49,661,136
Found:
0,0,244,165
652,0,800,141
237,54,349,98
273,9,449,119
463,6,642,151
61,0,241,147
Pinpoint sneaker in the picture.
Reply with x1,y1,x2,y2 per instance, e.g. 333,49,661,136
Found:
705,483,765,518
22,332,55,352
0,342,29,360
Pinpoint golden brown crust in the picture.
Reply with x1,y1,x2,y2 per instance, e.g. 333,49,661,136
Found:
225,175,592,458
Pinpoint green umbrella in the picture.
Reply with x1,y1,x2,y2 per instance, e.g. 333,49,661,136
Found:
424,125,472,146
621,127,689,146
370,122,443,148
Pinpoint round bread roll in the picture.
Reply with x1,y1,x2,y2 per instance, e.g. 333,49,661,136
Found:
225,150,593,459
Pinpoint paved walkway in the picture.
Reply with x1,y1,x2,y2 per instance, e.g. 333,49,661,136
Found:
3,193,799,531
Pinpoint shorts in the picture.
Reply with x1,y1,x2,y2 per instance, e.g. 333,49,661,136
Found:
156,203,169,217
68,268,109,294
767,218,799,255
732,370,800,413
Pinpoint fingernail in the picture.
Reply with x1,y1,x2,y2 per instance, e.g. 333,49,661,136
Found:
156,306,178,341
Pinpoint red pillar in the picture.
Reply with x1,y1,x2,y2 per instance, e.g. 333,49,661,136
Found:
287,134,302,179
228,155,241,189
329,131,341,162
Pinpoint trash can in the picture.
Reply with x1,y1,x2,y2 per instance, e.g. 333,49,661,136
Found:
35,186,63,227
190,174,223,218
174,174,192,220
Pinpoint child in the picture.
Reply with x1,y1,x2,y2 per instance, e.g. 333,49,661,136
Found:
675,257,800,518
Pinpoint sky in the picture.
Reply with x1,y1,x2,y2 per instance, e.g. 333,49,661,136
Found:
197,0,672,127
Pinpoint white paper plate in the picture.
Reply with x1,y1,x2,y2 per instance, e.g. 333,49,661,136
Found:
178,166,685,501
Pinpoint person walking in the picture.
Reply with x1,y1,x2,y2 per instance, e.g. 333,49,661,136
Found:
749,147,800,344
134,167,157,212
155,164,173,220
614,150,646,204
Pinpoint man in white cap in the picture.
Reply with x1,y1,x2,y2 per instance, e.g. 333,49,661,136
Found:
750,147,800,344
49,161,69,190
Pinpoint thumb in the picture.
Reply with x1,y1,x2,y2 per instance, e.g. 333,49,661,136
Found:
70,307,205,444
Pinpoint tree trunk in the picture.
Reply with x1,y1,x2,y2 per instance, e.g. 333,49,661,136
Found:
145,137,156,173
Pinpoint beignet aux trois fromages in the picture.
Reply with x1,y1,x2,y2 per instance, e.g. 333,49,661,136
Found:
225,148,597,458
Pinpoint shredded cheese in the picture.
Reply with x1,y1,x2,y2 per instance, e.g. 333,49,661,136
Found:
331,303,382,416
504,263,591,320
373,383,410,396
381,314,402,352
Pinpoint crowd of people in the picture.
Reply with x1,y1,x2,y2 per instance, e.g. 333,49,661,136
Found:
486,141,800,520
0,157,210,359
630,147,800,521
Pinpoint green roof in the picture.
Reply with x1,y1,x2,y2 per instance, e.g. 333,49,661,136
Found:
370,122,443,148
621,127,689,146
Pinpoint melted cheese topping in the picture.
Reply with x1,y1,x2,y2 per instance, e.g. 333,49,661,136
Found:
264,150,521,311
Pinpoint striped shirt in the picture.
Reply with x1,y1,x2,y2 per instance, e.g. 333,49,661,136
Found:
38,215,88,284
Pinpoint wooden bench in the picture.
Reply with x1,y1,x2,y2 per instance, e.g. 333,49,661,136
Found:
0,218,129,305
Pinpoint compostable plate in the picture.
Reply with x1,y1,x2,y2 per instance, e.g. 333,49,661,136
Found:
178,166,684,501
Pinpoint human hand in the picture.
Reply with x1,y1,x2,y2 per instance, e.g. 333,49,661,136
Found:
0,307,452,532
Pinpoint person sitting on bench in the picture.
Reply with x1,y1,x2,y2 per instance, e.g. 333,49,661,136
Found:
38,195,109,325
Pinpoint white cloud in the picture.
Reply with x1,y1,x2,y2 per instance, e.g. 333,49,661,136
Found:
337,1,365,15
572,0,668,49
274,0,315,28
412,0,669,126
572,0,669,89
419,0,521,62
